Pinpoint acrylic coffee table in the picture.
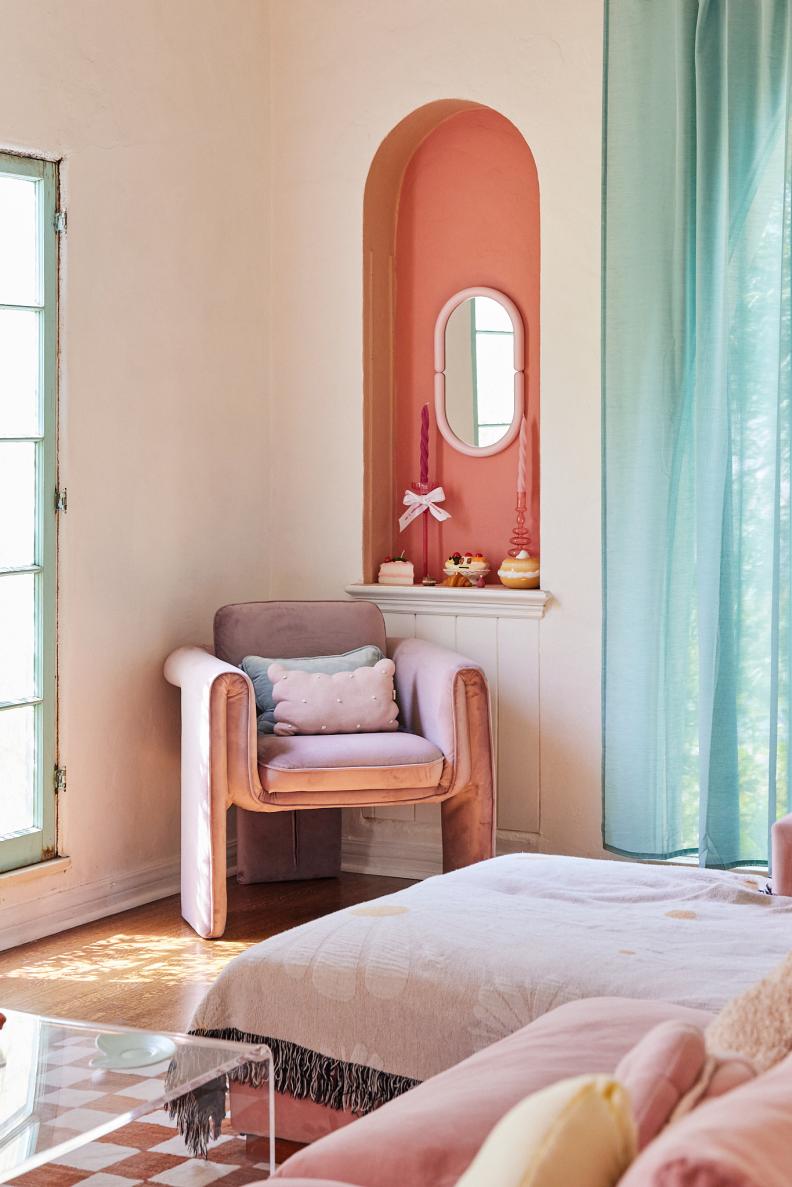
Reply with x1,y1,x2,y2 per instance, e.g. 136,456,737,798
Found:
0,1007,274,1182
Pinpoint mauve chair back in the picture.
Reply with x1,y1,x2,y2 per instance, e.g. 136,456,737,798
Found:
213,600,387,667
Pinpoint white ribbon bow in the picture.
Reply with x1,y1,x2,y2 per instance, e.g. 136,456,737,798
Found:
399,486,451,532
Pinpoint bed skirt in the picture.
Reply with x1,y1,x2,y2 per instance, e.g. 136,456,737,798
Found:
169,1028,419,1155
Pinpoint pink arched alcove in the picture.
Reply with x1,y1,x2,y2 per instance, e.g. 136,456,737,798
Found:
363,100,540,582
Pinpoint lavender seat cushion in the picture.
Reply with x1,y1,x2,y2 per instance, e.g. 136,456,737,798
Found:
257,731,444,794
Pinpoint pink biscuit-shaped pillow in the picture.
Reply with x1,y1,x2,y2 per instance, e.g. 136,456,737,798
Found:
268,658,399,736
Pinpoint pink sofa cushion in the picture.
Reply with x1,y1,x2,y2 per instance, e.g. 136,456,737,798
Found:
257,731,444,793
269,659,399,736
619,1050,792,1187
274,997,714,1187
615,1022,706,1150
614,1021,755,1151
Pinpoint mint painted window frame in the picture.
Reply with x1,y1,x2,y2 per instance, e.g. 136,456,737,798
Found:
0,151,59,874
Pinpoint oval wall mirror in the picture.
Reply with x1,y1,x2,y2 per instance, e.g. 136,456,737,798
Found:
434,287,525,457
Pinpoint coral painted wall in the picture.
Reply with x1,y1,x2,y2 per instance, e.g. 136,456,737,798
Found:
393,107,540,578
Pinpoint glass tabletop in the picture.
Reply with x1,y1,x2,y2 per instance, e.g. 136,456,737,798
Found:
0,1007,273,1182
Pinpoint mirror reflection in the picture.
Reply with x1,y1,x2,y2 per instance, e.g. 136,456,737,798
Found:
444,295,516,449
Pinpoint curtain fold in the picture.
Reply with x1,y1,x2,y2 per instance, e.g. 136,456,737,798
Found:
603,0,792,866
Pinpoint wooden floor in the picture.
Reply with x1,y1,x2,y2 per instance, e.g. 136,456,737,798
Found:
0,874,412,1032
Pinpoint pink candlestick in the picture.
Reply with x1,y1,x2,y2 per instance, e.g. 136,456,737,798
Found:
517,416,527,495
419,403,430,486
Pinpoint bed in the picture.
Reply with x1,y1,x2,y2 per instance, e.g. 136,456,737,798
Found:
181,853,792,1151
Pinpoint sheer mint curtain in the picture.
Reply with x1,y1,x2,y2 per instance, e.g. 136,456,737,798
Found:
603,0,792,866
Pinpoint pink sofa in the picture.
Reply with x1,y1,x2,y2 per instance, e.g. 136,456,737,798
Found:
269,993,792,1187
272,997,712,1186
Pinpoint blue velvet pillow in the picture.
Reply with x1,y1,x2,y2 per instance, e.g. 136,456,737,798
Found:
241,645,384,733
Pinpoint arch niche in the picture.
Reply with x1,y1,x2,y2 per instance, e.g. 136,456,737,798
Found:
363,100,540,582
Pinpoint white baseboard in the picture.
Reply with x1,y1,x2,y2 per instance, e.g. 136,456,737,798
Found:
341,828,541,880
495,829,542,856
341,831,443,880
0,843,237,953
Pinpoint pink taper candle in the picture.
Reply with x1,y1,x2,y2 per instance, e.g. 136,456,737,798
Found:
420,403,430,486
517,416,527,495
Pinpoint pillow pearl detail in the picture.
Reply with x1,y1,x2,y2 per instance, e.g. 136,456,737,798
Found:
267,658,399,736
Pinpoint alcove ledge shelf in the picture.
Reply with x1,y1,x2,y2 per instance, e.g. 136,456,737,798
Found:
345,583,551,620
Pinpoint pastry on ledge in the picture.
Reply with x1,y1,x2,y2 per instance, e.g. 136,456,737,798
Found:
378,551,415,585
498,549,540,589
444,550,489,576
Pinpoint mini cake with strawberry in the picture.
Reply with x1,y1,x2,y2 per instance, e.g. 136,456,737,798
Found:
444,550,489,575
378,551,415,586
442,550,490,586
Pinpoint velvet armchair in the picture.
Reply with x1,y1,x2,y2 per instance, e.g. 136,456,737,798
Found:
164,600,495,938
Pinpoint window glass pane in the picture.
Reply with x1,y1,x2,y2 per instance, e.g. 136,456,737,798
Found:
0,706,36,836
475,333,516,425
0,309,40,436
474,296,514,333
0,573,36,701
0,443,36,568
0,176,38,306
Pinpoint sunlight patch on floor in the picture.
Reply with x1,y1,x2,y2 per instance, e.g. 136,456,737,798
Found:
3,933,249,985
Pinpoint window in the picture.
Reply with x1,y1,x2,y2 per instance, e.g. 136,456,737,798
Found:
0,152,58,873
469,296,515,447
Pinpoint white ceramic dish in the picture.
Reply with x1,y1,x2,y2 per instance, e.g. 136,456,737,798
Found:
90,1032,177,1069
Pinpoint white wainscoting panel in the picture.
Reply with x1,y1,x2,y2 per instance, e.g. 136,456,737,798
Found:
345,584,550,875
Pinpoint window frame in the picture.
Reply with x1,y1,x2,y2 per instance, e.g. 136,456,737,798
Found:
0,150,59,873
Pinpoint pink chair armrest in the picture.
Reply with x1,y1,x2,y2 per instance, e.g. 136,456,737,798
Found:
164,646,263,937
390,636,483,761
771,812,792,896
391,637,495,869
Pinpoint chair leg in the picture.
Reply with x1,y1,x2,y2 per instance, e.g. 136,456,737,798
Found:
440,672,496,870
181,763,229,940
236,808,342,883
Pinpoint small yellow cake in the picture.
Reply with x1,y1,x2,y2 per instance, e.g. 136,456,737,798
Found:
498,549,540,589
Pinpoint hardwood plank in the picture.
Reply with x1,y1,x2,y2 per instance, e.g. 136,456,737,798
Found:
0,873,412,1032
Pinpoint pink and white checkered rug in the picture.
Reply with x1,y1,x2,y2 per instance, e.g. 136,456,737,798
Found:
10,1112,270,1186
7,1032,271,1186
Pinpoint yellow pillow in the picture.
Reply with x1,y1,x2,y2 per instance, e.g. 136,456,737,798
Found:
456,1075,636,1187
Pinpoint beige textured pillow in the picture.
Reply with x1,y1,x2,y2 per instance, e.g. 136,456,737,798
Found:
706,951,792,1073
269,658,399,736
455,1075,636,1187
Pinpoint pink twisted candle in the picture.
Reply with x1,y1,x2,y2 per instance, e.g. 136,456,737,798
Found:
517,416,527,495
420,403,430,486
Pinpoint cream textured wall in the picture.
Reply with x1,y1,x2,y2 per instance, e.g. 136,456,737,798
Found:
0,0,271,944
268,0,605,859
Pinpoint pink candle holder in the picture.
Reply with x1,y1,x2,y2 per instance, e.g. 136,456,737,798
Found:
508,491,533,557
410,480,435,583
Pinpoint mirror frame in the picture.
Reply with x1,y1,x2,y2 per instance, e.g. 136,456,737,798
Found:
433,286,525,458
